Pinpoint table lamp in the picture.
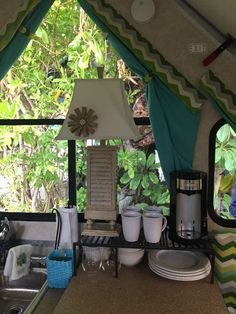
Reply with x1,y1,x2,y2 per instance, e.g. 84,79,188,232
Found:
56,78,140,236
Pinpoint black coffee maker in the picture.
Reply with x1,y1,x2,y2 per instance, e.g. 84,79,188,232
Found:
169,170,208,241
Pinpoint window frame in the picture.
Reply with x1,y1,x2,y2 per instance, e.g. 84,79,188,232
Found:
0,117,150,222
208,118,236,227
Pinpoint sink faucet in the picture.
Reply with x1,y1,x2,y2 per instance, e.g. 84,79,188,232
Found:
30,256,47,268
0,217,11,242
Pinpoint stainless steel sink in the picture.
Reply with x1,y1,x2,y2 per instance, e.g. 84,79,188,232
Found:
0,269,47,314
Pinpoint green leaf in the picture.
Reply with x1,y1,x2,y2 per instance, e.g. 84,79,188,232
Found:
222,193,232,208
137,150,146,168
161,206,170,216
146,153,155,168
22,132,35,146
120,173,130,184
68,36,81,50
230,127,236,137
224,151,234,171
142,189,151,196
228,140,236,148
219,174,233,193
128,167,135,179
130,174,141,190
215,147,221,163
0,101,17,118
141,175,149,189
149,172,159,184
78,54,89,69
217,125,230,142
41,28,49,45
149,163,160,170
93,40,105,65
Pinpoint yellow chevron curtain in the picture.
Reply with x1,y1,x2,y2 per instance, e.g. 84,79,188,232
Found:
212,232,236,314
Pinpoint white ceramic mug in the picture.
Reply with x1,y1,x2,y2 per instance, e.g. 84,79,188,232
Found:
143,212,167,243
122,211,141,242
126,205,141,213
144,205,163,215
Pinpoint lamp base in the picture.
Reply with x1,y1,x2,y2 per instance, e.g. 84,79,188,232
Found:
81,222,121,237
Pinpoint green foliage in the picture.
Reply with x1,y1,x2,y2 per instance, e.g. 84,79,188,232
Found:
76,187,87,213
214,124,236,219
118,149,169,209
215,124,236,171
0,125,68,212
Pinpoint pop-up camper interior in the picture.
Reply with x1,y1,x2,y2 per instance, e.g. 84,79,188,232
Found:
0,1,235,313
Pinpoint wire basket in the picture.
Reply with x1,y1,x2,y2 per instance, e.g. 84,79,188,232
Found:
47,249,73,288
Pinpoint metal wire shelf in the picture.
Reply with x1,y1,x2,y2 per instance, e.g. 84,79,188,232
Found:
73,227,215,282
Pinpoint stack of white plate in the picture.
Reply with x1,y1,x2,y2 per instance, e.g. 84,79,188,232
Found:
148,250,211,281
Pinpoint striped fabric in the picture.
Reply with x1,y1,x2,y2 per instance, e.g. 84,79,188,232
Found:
212,232,236,314
80,0,206,112
200,71,236,125
0,0,39,51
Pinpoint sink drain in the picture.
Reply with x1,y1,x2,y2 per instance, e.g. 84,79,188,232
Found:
6,305,25,314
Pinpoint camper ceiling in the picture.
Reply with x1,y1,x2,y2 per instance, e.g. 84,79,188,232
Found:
175,0,236,57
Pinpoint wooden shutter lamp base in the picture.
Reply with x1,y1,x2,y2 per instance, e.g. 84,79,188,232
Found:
81,221,121,237
82,146,120,237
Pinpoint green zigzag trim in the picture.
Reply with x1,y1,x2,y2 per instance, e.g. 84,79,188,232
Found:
199,71,236,124
212,240,236,251
224,297,236,306
215,272,236,283
215,267,236,276
0,0,40,51
214,252,236,262
208,70,236,104
223,292,236,299
88,0,205,111
201,85,236,125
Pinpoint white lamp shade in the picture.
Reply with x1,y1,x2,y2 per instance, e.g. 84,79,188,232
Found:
56,79,140,140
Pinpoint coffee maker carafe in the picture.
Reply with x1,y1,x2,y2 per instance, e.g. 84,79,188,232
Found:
170,170,207,241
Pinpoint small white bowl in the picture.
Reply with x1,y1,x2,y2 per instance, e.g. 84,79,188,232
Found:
118,248,145,266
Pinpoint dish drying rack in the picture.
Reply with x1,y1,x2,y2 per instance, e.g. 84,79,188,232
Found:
73,227,215,283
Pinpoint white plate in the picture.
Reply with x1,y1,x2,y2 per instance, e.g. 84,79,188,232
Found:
148,255,211,276
148,250,210,274
148,261,211,277
149,264,211,281
148,263,211,281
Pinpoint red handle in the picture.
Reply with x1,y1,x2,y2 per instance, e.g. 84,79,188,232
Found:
202,35,235,66
202,52,218,66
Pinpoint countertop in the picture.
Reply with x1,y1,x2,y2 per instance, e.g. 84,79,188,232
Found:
52,263,227,314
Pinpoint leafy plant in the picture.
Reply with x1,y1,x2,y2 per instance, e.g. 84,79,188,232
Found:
214,124,236,219
118,149,169,212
